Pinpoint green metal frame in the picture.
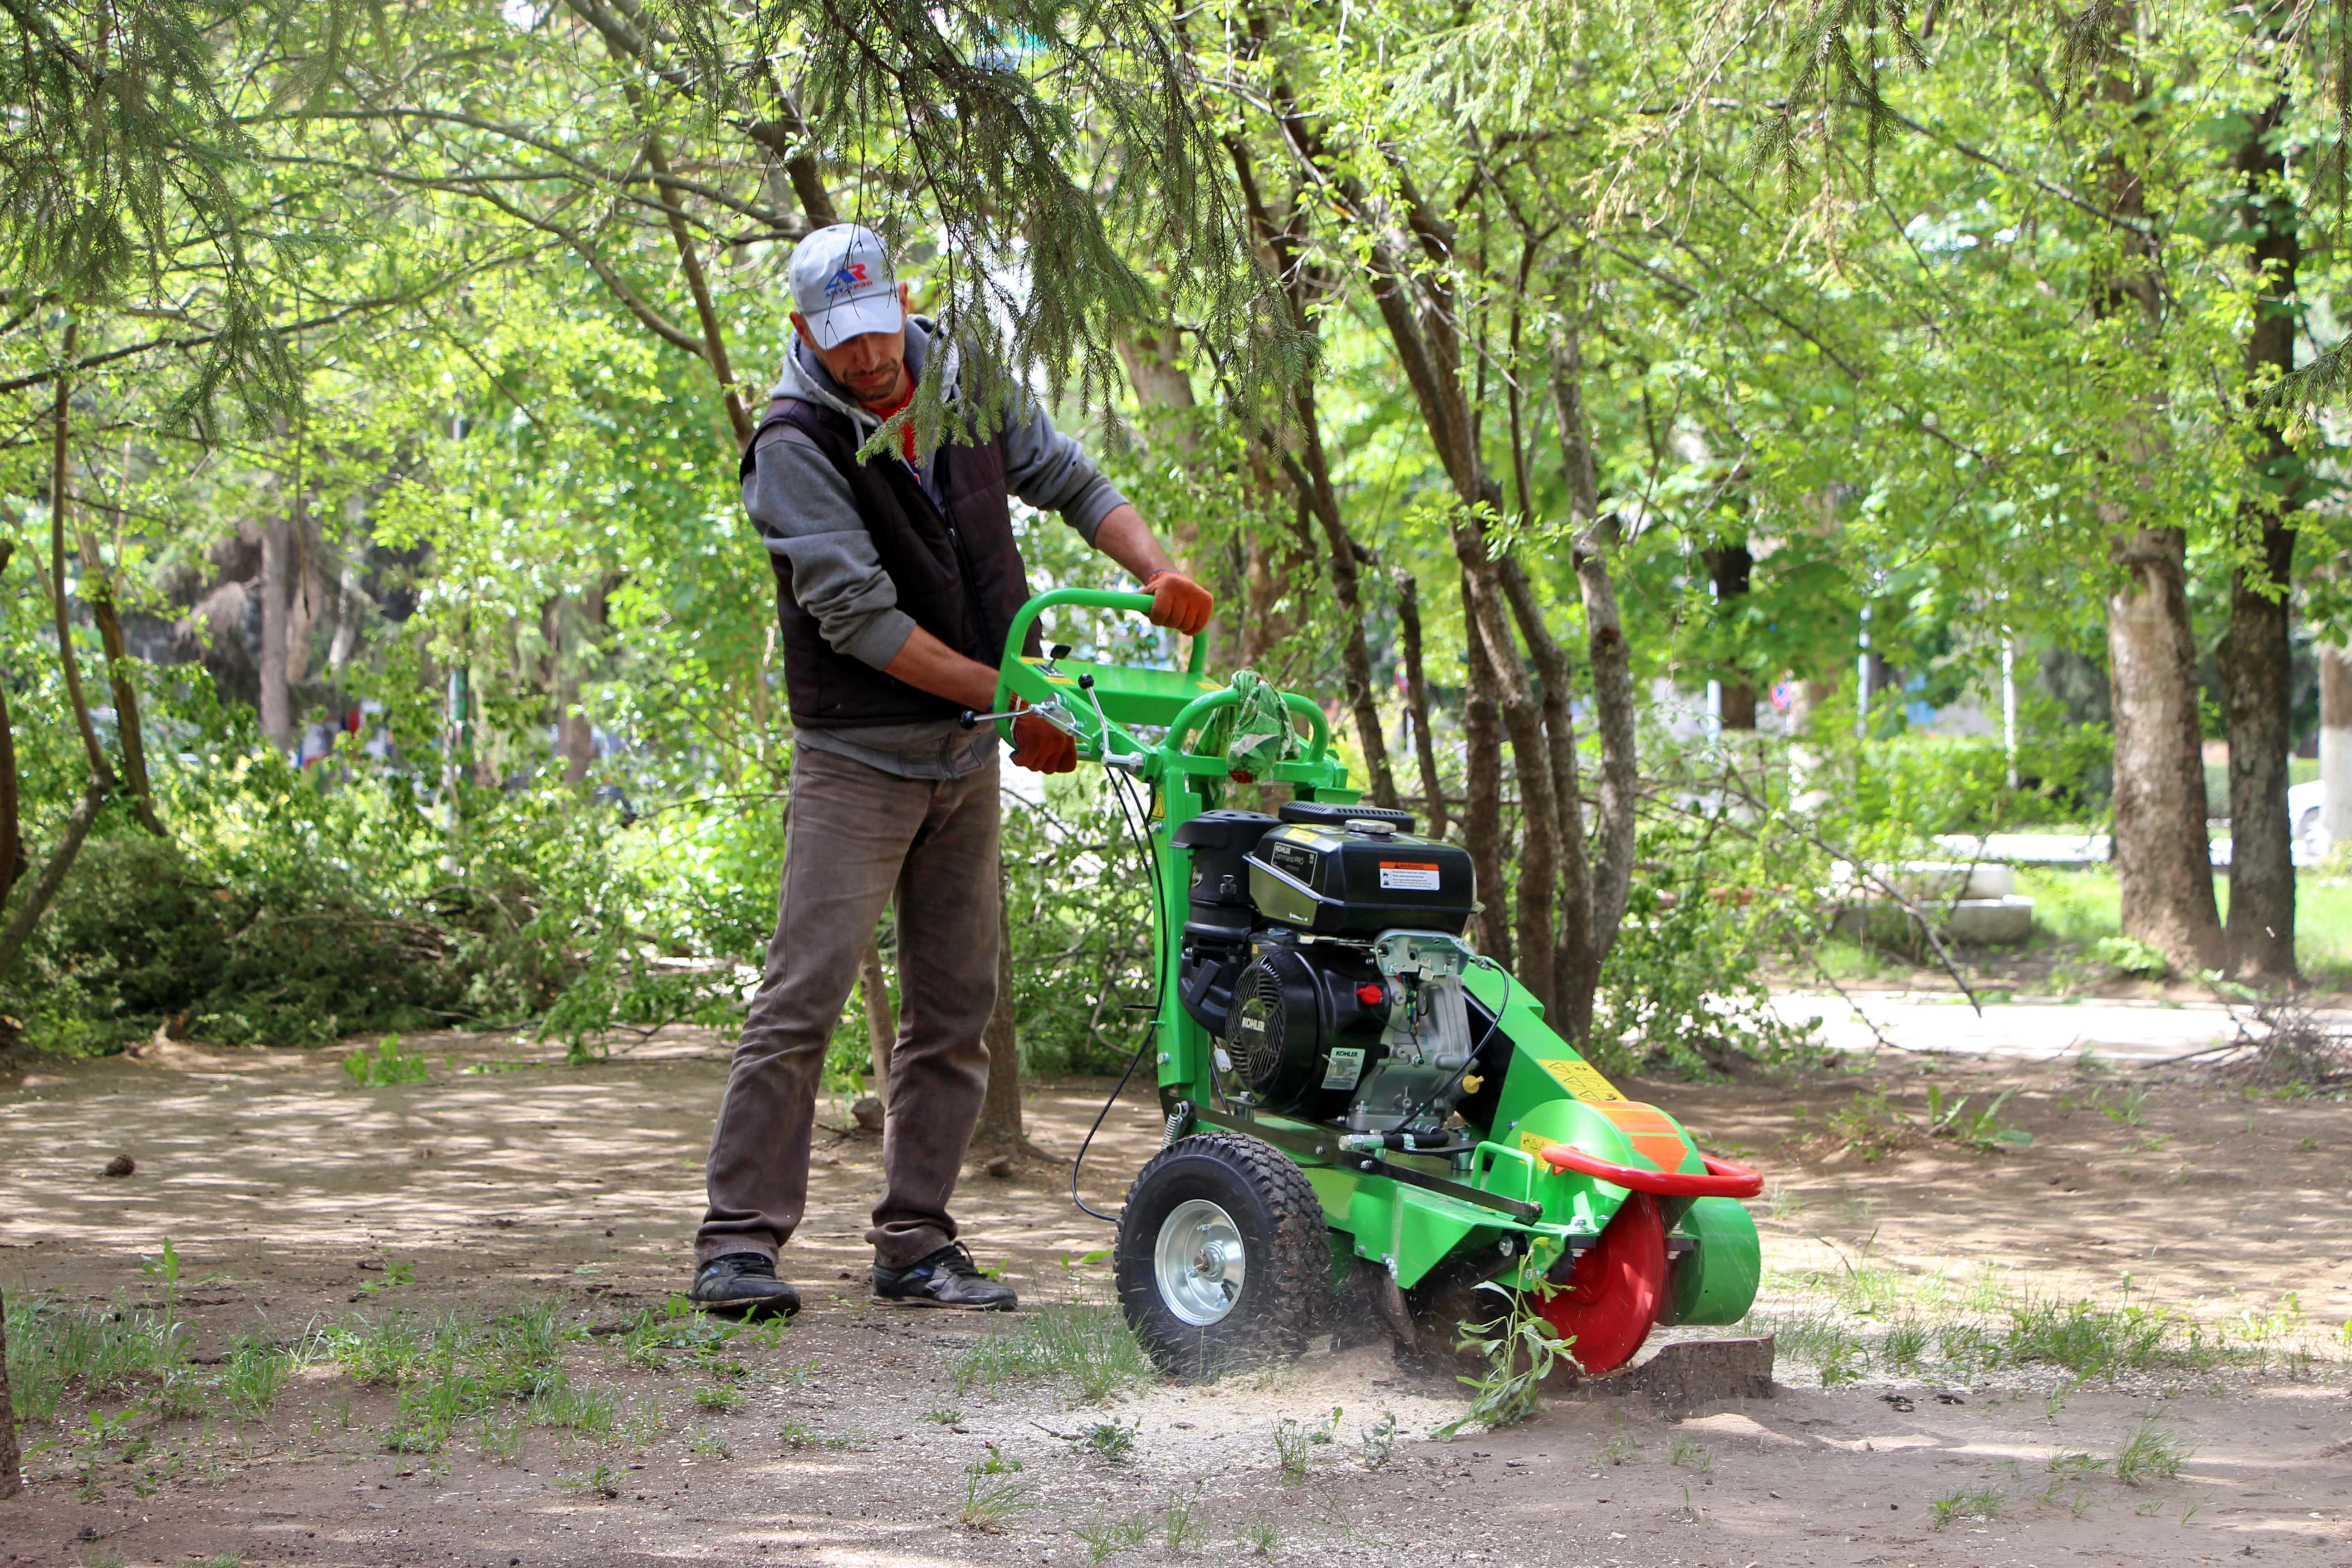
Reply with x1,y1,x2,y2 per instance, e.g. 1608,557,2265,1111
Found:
993,589,1758,1322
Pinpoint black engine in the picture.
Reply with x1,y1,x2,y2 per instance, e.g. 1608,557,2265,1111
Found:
1172,803,1483,1132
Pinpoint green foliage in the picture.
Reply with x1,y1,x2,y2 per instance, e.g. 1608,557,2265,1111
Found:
1269,1407,1338,1480
1931,1485,2006,1529
946,1303,1153,1403
2090,936,2172,980
344,1038,429,1088
2113,1419,2193,1485
1434,1289,1568,1438
1922,1085,2034,1152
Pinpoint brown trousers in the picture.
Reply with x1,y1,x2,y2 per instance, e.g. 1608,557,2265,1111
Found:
697,745,1000,1270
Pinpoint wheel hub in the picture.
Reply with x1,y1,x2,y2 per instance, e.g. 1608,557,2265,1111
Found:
1154,1198,1246,1325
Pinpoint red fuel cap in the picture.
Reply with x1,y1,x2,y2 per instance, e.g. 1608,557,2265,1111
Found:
1356,983,1387,1007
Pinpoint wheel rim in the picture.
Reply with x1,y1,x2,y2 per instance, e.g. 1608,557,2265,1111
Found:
1154,1198,1247,1326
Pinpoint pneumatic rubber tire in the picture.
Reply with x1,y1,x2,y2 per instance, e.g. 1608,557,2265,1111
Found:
1114,1131,1329,1379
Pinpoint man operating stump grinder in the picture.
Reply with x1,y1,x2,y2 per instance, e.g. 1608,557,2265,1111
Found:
690,225,1214,1317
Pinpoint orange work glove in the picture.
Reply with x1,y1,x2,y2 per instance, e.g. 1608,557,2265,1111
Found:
1142,568,1215,637
1009,702,1078,774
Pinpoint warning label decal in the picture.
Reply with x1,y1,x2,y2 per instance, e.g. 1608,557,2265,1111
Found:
1535,1057,1627,1102
1377,861,1441,891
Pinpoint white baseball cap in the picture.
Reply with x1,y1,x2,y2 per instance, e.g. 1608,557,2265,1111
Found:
788,225,903,349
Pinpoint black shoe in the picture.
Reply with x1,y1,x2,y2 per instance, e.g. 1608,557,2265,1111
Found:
689,1253,801,1318
870,1243,1018,1311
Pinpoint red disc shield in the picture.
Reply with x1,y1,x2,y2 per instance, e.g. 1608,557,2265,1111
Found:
1534,1191,1668,1374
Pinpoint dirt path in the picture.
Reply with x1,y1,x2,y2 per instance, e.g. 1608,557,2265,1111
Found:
3,1032,2347,1567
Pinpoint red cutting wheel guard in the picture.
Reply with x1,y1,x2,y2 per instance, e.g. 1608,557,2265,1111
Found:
1534,1191,1667,1374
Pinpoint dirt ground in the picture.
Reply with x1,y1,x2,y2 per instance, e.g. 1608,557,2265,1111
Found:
3,1027,2348,1568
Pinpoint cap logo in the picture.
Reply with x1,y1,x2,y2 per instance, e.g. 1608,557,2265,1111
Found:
823,262,871,300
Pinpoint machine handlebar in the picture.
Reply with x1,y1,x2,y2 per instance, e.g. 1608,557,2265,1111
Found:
1537,1144,1764,1199
1000,587,1207,676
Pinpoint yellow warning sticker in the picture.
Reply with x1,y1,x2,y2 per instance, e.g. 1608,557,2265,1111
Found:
1535,1057,1627,1102
1517,1130,1554,1157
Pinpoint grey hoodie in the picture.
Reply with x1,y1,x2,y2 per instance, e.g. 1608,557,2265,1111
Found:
745,318,1130,778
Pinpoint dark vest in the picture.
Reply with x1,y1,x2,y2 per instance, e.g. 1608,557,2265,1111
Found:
741,392,1037,728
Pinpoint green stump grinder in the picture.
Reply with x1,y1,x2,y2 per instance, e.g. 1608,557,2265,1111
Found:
977,590,1764,1378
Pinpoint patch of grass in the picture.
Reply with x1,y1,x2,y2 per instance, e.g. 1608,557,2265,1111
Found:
1825,1092,1906,1161
689,1431,731,1459
1593,1430,1637,1466
1882,1319,1930,1372
4,1295,189,1420
562,1460,621,1499
1771,1313,1868,1386
1669,1435,1712,1472
691,1384,743,1413
921,1406,962,1426
1922,1085,2034,1152
218,1333,299,1423
1077,1416,1137,1462
356,1259,417,1297
529,1382,616,1436
946,1303,1153,1402
343,1034,431,1087
2113,1419,2191,1485
1270,1408,1338,1480
475,1410,529,1465
1164,1486,1210,1548
1356,1409,1398,1470
616,1295,769,1372
1073,1512,1154,1563
1235,1514,1279,1556
1930,1485,2006,1529
778,1420,855,1451
326,1302,602,1455
958,1469,1030,1532
2047,1450,2107,1479
2004,1297,2210,1380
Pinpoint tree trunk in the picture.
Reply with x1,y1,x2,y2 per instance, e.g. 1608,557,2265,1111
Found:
47,325,114,794
77,530,165,838
859,934,895,1096
1460,576,1510,967
2107,526,2225,973
0,1284,19,1499
971,874,1031,1158
1282,433,1395,808
1496,556,1586,1020
1457,544,1558,1016
1394,569,1447,841
2321,646,2352,853
259,513,294,749
2089,5,2222,975
2218,83,2302,984
0,544,20,906
1708,543,1758,730
559,582,608,785
0,782,108,982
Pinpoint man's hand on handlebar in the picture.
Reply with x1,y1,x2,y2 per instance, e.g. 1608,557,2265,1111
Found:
1142,568,1214,636
1009,700,1077,774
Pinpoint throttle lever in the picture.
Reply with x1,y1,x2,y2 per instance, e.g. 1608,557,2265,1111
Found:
958,697,1079,734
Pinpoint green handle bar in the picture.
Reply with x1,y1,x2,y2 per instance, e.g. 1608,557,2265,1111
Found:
1166,686,1329,766
999,587,1207,676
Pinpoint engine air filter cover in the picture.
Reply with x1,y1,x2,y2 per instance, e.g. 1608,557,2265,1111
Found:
1245,823,1476,936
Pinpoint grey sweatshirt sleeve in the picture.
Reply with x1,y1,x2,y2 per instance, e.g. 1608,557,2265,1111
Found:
999,396,1129,542
743,428,919,671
